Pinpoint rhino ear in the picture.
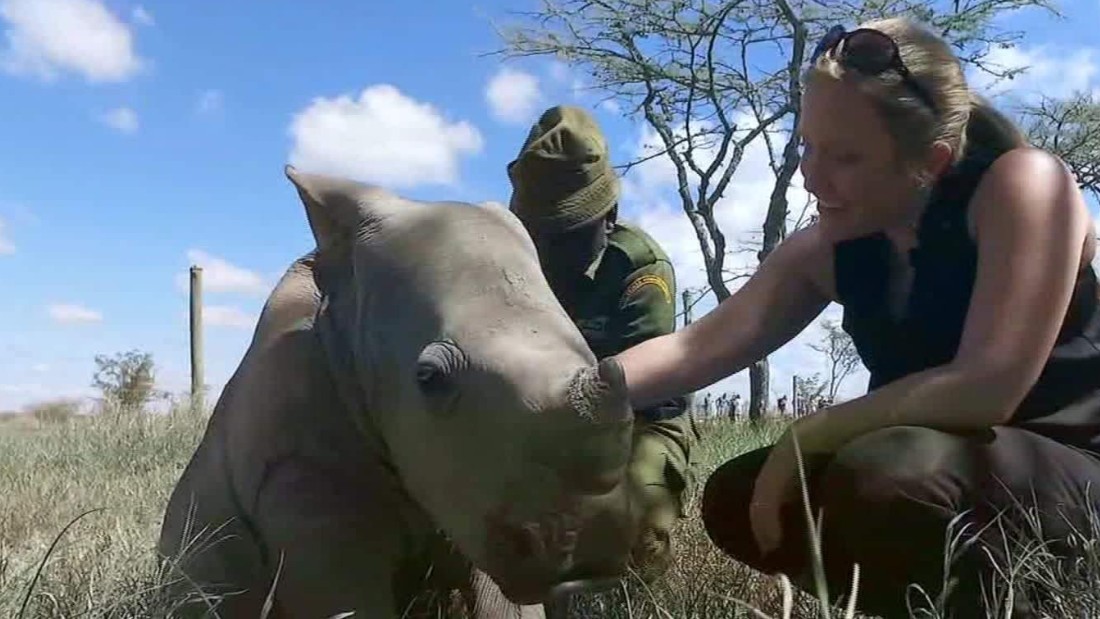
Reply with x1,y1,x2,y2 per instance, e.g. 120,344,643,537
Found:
284,165,399,252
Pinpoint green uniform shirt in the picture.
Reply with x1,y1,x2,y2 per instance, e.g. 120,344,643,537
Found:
555,219,696,528
556,220,678,360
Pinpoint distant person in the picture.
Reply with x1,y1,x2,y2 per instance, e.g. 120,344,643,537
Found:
596,16,1100,617
506,105,698,587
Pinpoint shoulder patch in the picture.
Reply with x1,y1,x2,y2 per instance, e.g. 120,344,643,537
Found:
622,273,672,304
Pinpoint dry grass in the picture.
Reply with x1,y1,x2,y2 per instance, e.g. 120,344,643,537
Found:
1,405,1098,618
560,416,847,619
0,401,208,617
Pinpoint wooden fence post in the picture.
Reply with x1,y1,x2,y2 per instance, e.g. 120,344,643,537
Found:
792,374,798,416
190,265,205,414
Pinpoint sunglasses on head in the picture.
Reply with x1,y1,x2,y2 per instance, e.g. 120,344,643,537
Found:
810,24,938,114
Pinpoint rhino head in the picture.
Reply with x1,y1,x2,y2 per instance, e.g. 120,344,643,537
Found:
285,166,640,603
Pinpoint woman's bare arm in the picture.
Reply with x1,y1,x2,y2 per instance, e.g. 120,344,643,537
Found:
614,225,834,410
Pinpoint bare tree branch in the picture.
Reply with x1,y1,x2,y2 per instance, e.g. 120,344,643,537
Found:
808,319,862,400
1018,91,1100,198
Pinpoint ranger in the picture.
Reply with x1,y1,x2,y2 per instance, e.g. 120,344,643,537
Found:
506,104,698,592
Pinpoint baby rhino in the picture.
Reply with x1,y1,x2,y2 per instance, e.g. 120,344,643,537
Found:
157,166,647,618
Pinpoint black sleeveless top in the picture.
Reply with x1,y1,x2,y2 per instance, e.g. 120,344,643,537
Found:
834,147,1100,454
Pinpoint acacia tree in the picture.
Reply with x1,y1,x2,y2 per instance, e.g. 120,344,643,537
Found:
92,349,158,414
493,0,1098,419
1021,91,1100,198
809,319,862,401
793,373,825,415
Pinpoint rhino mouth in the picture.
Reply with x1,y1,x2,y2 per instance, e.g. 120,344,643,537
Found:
483,507,631,604
493,561,626,605
547,574,624,597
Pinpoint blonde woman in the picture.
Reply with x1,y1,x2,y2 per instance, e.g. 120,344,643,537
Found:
607,16,1100,616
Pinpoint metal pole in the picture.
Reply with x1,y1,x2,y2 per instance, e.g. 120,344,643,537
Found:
190,265,204,414
682,289,693,327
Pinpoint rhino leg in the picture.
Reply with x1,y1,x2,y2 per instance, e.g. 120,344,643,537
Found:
157,505,270,618
250,458,415,618
157,437,272,618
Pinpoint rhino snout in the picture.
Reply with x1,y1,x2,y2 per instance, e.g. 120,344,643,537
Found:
521,357,632,495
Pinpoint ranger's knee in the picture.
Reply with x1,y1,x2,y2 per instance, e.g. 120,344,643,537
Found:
625,427,693,582
629,427,692,504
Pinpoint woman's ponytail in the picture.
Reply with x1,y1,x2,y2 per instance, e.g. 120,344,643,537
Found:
963,90,1028,156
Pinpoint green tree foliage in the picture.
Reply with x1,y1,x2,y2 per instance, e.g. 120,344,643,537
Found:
92,349,158,414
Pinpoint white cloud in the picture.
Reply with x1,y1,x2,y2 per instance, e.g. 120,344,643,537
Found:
0,382,97,413
0,217,13,254
546,60,587,101
0,0,145,83
178,249,270,296
203,305,256,329
99,106,138,133
287,84,483,189
969,44,1099,100
31,363,48,373
197,89,223,114
130,5,152,26
486,66,542,124
47,303,102,324
549,61,571,84
0,383,44,395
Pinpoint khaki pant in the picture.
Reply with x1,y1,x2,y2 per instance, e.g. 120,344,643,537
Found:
623,408,698,580
702,424,1100,618
545,405,699,618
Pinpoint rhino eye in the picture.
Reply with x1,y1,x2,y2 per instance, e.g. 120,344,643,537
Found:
416,340,464,398
416,361,449,395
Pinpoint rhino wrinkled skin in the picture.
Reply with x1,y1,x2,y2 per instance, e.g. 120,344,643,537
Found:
156,166,646,618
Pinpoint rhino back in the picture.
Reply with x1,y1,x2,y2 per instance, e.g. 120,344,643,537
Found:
158,256,330,596
160,252,445,613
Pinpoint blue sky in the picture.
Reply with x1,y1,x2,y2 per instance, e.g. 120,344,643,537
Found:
1,0,1098,412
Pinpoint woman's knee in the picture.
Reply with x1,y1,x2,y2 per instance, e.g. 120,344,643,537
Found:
700,446,769,561
821,426,971,514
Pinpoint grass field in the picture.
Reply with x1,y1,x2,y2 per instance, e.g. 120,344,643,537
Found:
1,405,1097,618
